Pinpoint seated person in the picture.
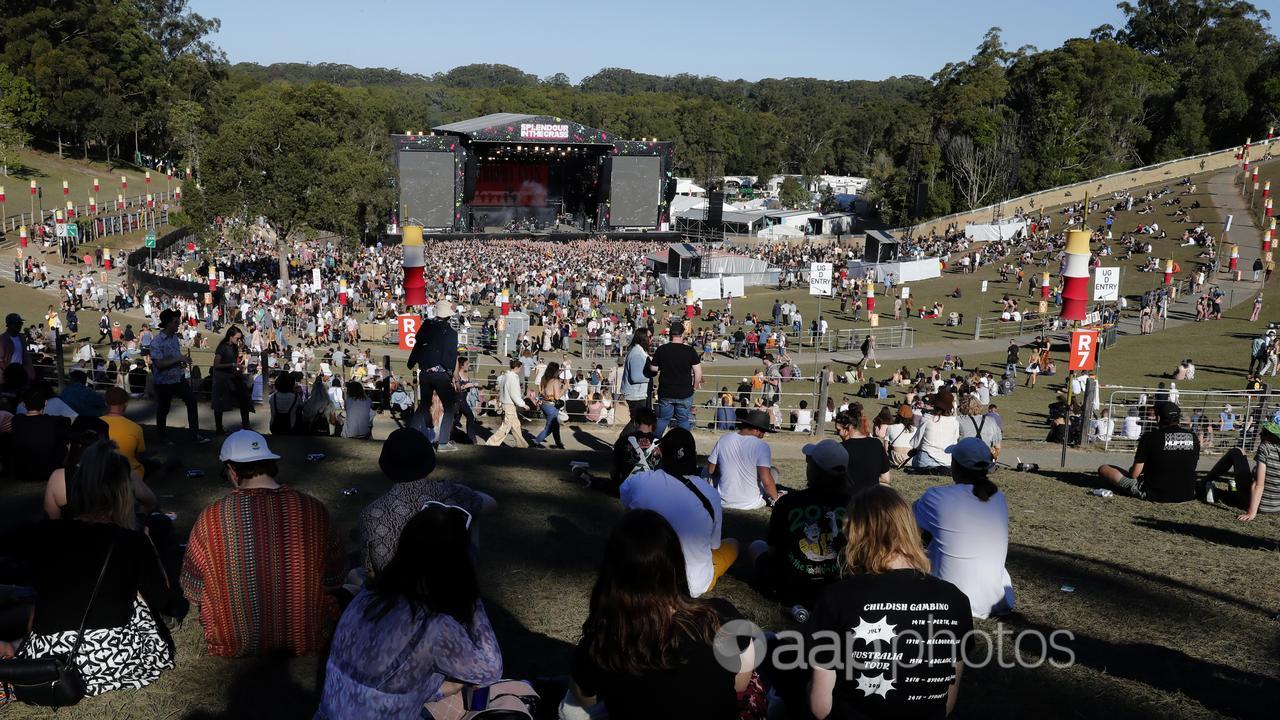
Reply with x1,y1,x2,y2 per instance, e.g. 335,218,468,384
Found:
181,430,346,656
913,438,1015,618
748,440,849,608
316,505,502,718
1097,402,1199,502
1199,418,1280,520
620,429,736,598
572,408,661,495
357,428,496,578
9,388,71,483
58,370,106,418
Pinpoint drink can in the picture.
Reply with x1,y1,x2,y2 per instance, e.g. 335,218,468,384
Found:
307,453,326,462
185,469,205,478
340,487,358,496
790,605,810,623
1091,488,1113,497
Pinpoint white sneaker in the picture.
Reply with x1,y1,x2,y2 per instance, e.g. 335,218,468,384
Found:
1202,483,1215,504
436,442,459,453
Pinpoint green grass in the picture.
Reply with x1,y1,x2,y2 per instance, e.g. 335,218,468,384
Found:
1,147,168,216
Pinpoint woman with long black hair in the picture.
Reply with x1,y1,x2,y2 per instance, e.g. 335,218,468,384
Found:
569,509,757,720
211,326,251,434
317,503,502,719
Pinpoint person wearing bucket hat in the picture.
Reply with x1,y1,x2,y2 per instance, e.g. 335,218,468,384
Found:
0,311,34,380
1199,416,1280,520
912,437,1014,619
407,298,460,450
182,429,343,657
748,438,849,609
707,408,780,510
357,428,496,577
1097,401,1199,502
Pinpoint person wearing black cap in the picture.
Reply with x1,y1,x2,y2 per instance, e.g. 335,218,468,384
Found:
150,308,208,444
406,300,459,450
1097,401,1199,502
646,321,702,437
0,312,34,381
355,427,495,578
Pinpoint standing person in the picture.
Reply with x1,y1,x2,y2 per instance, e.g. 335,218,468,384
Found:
647,323,702,437
1097,402,1200,502
567,510,756,720
859,333,879,369
834,405,890,492
618,328,652,429
707,408,780,510
452,356,480,444
317,505,503,719
532,361,565,449
407,300,459,450
149,309,208,445
808,486,972,720
620,429,736,597
486,358,530,448
913,437,1015,618
211,326,252,435
181,430,345,657
0,313,34,381
1251,292,1264,322
1004,340,1019,377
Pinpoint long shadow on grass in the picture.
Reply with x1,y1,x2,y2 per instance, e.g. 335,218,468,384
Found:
180,656,317,720
996,614,1275,719
1131,516,1280,552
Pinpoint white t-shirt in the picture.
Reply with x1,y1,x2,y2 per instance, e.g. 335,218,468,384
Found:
708,431,772,510
913,484,1015,619
620,470,723,597
913,414,959,466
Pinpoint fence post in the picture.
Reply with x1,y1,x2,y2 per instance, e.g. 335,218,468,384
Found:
54,332,67,390
815,364,830,437
973,316,982,340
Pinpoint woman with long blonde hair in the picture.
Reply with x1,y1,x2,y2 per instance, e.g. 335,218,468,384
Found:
808,486,971,720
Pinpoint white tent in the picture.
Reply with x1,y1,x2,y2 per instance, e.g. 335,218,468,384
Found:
964,218,1027,242
675,178,706,196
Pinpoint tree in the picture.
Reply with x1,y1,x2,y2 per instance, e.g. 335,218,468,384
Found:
945,130,1018,210
778,176,808,208
192,83,392,288
0,63,41,176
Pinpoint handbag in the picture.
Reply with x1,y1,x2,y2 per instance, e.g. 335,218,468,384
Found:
0,540,116,707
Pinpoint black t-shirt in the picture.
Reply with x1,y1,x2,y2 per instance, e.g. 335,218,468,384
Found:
572,598,742,720
767,487,850,604
812,570,973,720
1134,425,1199,502
842,437,890,494
10,413,70,483
651,342,700,399
28,520,170,634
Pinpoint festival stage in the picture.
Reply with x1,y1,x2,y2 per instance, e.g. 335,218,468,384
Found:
392,113,676,236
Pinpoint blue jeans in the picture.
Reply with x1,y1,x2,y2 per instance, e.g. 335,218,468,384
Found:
655,396,693,437
533,401,562,446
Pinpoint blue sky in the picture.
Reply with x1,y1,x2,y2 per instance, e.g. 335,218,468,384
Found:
192,0,1137,82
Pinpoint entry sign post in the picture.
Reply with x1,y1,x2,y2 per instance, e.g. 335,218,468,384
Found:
809,262,833,377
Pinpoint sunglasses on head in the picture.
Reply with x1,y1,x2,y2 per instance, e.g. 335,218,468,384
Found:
421,500,472,529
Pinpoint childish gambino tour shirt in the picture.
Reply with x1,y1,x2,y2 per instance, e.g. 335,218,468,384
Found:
811,569,973,720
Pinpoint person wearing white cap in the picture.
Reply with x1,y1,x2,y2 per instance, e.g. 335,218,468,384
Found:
748,438,850,609
912,437,1014,619
181,430,344,657
406,299,459,450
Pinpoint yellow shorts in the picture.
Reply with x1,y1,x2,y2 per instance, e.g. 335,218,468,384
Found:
706,539,740,592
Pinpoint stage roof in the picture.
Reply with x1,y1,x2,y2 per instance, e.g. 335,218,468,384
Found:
432,113,621,145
